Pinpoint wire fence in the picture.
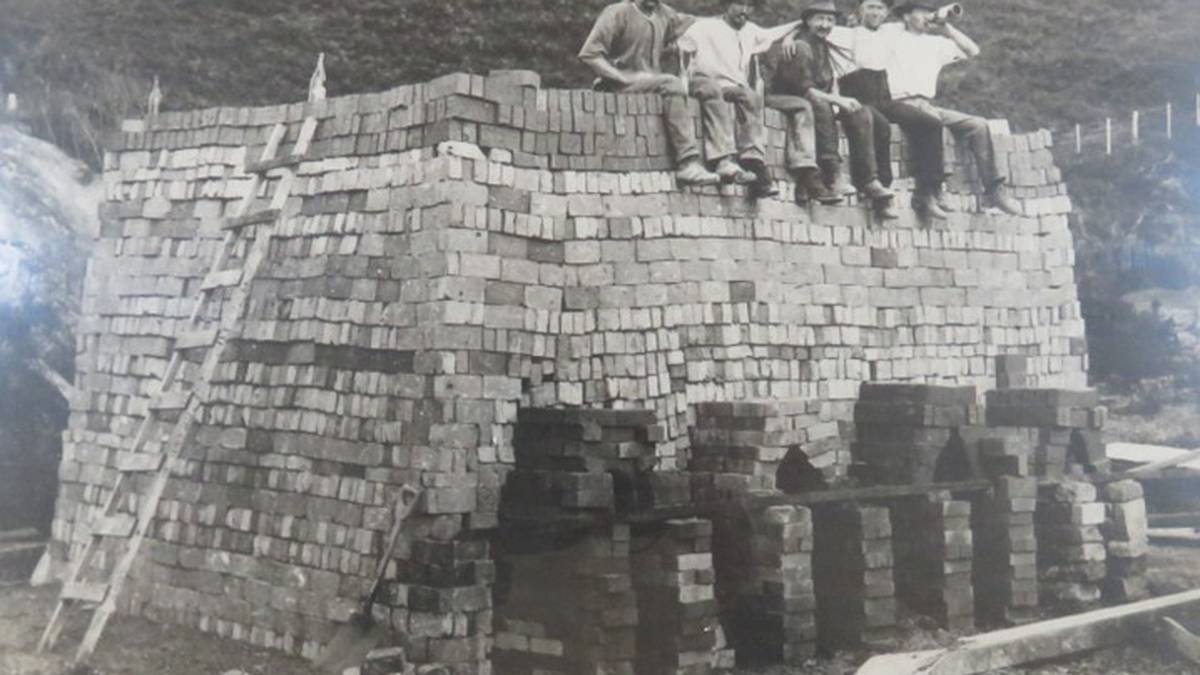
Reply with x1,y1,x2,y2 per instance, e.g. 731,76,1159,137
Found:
1049,93,1200,160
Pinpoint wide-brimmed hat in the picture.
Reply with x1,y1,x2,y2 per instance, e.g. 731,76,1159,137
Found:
801,0,840,20
892,0,938,13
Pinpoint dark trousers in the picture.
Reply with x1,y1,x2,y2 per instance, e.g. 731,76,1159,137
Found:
877,99,946,191
809,96,892,189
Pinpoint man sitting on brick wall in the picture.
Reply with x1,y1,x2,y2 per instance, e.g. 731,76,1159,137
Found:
826,0,949,218
676,0,803,198
579,0,722,187
772,0,898,218
886,0,1022,216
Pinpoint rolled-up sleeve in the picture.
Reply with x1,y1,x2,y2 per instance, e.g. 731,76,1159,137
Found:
579,6,621,61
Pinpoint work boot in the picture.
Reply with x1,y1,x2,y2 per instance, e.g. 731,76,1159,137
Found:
675,158,721,186
873,196,900,220
932,185,956,213
985,182,1023,216
744,160,779,199
913,189,949,220
795,167,842,205
716,157,755,184
860,179,893,201
820,159,856,196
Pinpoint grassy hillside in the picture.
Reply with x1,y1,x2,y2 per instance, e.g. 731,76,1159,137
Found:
0,0,1197,167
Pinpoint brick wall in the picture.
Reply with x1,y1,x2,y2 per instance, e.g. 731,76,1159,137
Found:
48,69,1087,670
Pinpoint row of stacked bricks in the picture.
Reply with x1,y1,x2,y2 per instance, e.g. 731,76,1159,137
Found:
813,505,896,651
688,400,846,501
632,518,734,675
715,505,816,666
504,408,671,515
1035,481,1106,610
972,474,1039,625
852,383,979,485
892,493,975,631
493,525,637,675
1100,480,1150,603
986,389,1108,478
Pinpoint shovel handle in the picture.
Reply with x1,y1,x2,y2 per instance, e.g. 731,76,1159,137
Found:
364,484,421,610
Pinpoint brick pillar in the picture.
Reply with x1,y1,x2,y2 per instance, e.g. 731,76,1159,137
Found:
893,493,975,630
493,525,636,675
1035,481,1105,611
1100,480,1151,603
632,518,734,675
814,505,896,651
713,505,816,666
972,476,1039,625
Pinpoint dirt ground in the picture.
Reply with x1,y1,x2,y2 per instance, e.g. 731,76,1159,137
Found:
3,546,1200,675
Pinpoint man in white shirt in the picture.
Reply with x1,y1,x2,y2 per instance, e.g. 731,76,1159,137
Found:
678,0,802,198
886,0,1021,216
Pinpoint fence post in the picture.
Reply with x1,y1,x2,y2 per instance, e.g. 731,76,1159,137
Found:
1167,102,1174,140
1074,124,1082,154
1105,118,1113,155
1131,110,1139,145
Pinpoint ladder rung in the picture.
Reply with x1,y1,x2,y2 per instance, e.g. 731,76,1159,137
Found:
93,514,136,538
175,329,218,351
222,208,281,231
63,582,109,604
200,268,243,291
149,390,191,412
118,453,166,473
245,155,304,174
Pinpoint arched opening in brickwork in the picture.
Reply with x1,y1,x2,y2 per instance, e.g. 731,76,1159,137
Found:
934,432,973,483
777,446,829,494
1067,429,1099,473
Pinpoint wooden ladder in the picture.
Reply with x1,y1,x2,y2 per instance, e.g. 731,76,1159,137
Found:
38,112,320,663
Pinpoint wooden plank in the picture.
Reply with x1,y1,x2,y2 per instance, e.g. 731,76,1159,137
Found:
292,117,319,157
200,268,243,291
1150,512,1200,528
0,528,40,544
245,154,303,175
92,514,136,539
148,390,191,413
175,329,218,351
62,582,108,604
855,589,1200,675
1102,447,1200,483
221,208,281,231
1149,528,1200,544
1163,617,1200,665
117,453,165,473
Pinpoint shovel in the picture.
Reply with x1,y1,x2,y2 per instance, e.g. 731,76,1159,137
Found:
316,484,421,674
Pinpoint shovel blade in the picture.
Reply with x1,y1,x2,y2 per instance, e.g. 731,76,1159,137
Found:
315,616,388,674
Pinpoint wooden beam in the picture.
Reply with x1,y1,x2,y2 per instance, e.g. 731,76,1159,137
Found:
1163,618,1200,665
1101,447,1200,483
1150,512,1200,528
30,359,75,401
856,589,1200,675
1148,528,1200,544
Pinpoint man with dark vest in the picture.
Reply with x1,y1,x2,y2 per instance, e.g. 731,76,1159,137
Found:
885,0,1022,216
579,0,722,186
769,0,897,218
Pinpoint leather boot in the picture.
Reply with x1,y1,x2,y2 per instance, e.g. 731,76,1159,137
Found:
819,159,855,196
795,167,842,205
912,188,949,220
744,159,779,199
873,195,900,220
985,182,1022,215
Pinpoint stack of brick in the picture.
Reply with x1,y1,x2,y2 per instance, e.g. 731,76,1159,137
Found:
494,524,636,675
632,518,734,675
689,401,845,502
813,505,896,651
1035,481,1106,610
986,389,1108,478
1100,480,1151,603
972,475,1039,625
892,493,974,631
45,66,1092,673
715,505,817,666
852,384,980,485
505,408,666,515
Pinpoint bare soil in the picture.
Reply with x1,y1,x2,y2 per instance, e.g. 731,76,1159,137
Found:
2,547,1199,674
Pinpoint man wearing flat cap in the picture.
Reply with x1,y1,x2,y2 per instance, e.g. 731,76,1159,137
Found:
768,0,897,218
886,0,1022,216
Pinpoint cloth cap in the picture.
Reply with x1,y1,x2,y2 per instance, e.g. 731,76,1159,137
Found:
893,0,939,14
802,0,840,21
